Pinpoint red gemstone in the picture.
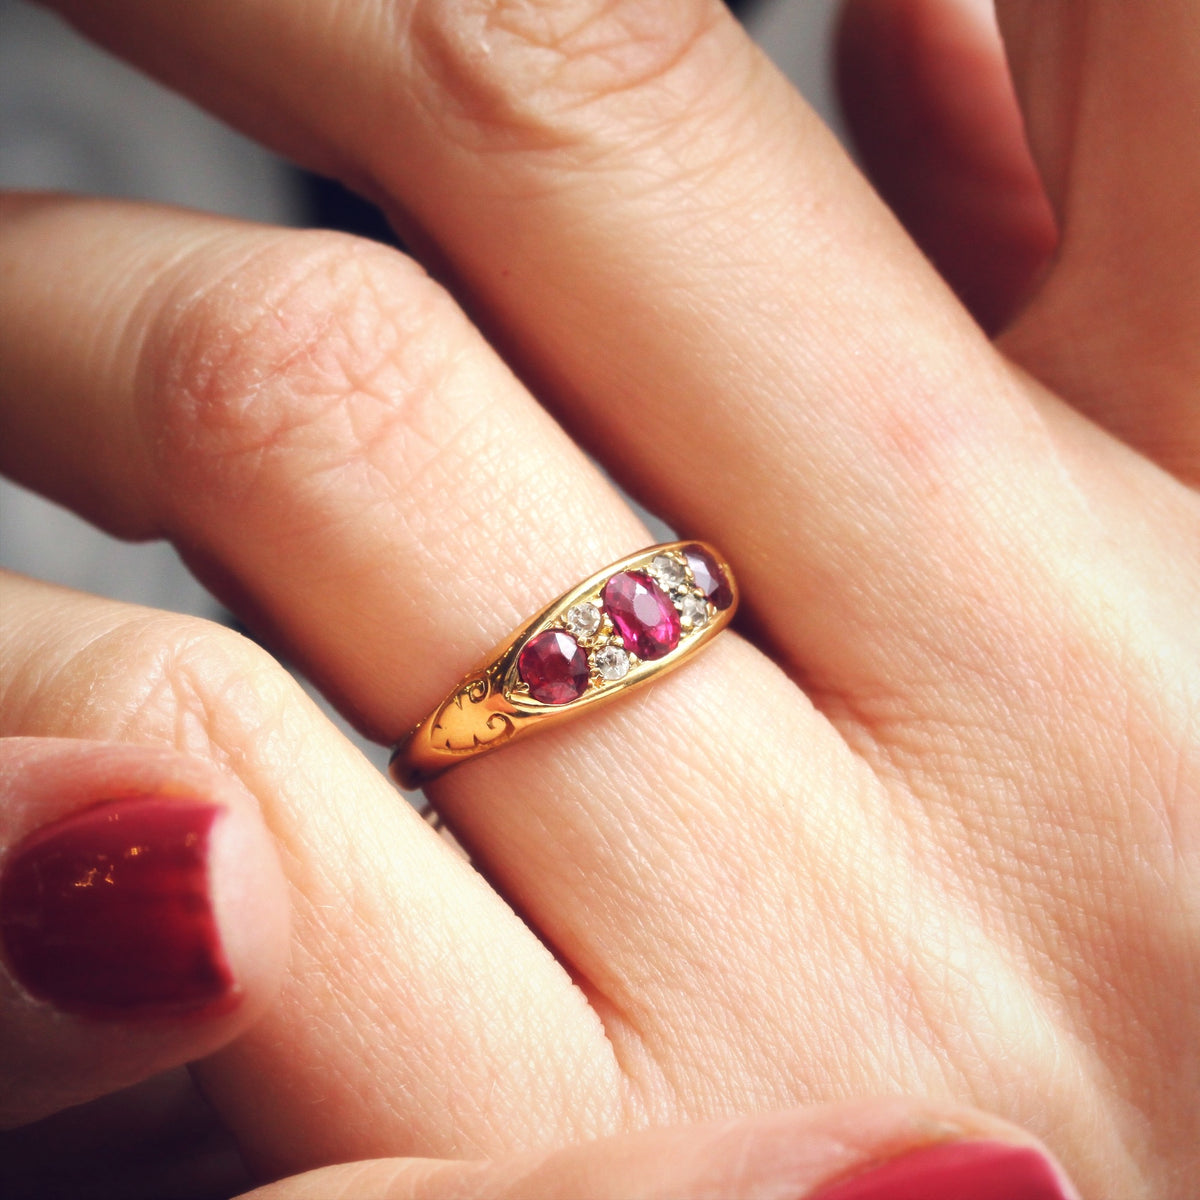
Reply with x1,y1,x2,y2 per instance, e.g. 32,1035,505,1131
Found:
602,571,680,660
683,545,733,610
518,630,590,704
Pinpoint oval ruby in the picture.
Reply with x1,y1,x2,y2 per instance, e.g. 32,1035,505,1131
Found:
683,545,733,610
518,630,590,704
602,571,681,660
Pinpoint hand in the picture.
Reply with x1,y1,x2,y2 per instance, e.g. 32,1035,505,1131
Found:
1,1,1196,1198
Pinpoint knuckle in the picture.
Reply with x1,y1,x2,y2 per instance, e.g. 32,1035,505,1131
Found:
73,608,296,763
408,0,726,154
135,229,454,514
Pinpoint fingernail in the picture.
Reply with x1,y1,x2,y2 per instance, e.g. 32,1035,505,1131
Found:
1,798,236,1018
809,1139,1079,1200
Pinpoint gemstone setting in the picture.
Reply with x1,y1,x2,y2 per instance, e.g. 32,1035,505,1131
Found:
517,630,590,704
593,644,630,681
679,594,709,630
650,553,687,589
565,602,602,641
602,571,681,660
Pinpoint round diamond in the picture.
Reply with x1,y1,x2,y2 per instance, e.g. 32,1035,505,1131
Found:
650,554,686,588
593,644,630,681
566,602,602,640
679,594,709,630
517,630,590,704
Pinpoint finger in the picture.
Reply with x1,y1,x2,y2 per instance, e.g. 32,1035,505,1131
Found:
0,573,630,1171
0,736,289,1127
241,1101,1080,1200
836,0,1057,333
39,0,1196,719
995,0,1200,481
0,193,647,731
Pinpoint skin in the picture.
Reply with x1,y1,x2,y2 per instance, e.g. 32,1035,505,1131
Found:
0,0,1197,1196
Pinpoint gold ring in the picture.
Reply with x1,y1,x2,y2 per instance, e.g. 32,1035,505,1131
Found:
390,541,737,788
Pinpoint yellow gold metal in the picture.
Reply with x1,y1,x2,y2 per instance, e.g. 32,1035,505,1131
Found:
390,541,737,789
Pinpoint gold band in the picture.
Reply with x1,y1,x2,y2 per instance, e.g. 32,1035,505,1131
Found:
390,541,737,788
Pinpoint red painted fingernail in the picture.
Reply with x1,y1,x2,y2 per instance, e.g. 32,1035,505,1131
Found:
809,1140,1078,1200
0,798,236,1018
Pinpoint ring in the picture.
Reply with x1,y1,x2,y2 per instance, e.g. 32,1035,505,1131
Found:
390,541,737,788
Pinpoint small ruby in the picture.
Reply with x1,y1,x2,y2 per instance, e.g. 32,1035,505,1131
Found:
518,630,590,704
602,571,680,660
683,545,733,610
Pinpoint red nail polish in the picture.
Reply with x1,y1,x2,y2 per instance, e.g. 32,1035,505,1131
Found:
1,798,236,1018
809,1140,1077,1200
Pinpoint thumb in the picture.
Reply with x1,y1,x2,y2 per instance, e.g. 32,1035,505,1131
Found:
1,737,289,1127
241,1099,1081,1200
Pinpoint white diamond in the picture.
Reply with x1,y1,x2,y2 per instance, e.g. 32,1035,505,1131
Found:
593,644,630,681
680,595,709,630
566,602,602,640
650,554,686,588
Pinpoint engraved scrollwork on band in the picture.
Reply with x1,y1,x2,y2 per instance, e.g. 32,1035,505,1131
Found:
428,674,515,756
